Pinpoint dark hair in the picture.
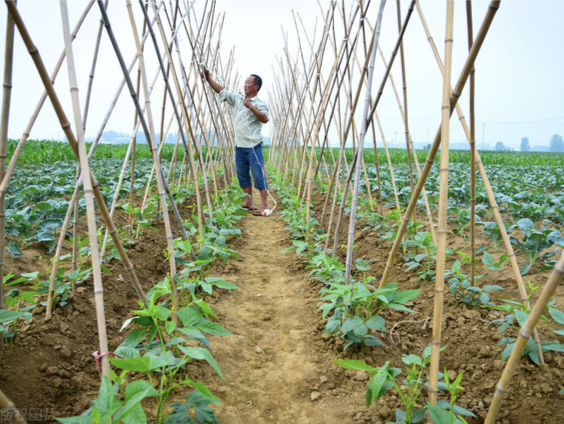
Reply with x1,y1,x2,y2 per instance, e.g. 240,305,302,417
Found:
250,74,262,91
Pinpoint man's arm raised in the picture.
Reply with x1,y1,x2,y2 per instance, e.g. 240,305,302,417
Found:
202,70,223,93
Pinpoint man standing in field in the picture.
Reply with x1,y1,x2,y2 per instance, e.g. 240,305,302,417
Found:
202,70,270,216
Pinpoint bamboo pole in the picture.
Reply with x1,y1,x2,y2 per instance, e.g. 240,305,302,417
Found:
0,390,27,424
467,0,477,288
2,2,147,319
99,131,137,259
0,0,96,192
0,1,163,199
375,112,400,210
82,0,107,132
124,0,178,317
416,0,543,363
0,0,15,352
428,0,454,405
375,45,435,242
396,0,415,194
60,0,110,378
378,0,501,290
71,0,108,277
147,1,213,227
344,0,386,285
485,255,564,423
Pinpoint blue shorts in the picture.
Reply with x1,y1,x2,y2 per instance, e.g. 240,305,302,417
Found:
235,144,268,190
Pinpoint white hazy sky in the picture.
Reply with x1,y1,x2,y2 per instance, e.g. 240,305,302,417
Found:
0,0,563,150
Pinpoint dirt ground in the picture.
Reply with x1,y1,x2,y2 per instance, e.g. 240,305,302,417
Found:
1,190,564,423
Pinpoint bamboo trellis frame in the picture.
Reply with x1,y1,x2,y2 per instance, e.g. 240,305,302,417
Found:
1,1,561,421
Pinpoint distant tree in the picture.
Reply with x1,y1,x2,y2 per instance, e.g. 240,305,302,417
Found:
426,143,431,150
520,137,530,152
550,134,564,152
495,141,506,151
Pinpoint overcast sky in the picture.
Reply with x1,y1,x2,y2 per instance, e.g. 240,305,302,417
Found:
0,0,563,150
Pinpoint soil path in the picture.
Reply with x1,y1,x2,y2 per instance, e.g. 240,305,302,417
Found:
177,193,361,423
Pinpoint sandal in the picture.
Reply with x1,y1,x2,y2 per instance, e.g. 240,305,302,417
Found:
253,208,272,217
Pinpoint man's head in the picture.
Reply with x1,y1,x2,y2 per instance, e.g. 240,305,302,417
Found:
244,74,262,97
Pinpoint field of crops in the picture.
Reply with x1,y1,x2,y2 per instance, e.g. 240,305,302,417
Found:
1,139,563,423
3,0,564,423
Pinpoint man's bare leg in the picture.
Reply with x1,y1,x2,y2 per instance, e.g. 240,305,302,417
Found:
241,186,253,209
257,189,268,213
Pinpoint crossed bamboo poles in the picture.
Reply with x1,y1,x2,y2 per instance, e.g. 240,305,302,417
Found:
0,0,559,421
269,0,561,417
2,0,236,376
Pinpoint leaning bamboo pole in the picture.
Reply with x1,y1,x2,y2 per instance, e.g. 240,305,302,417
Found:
60,0,110,378
124,0,178,316
344,0,386,285
323,0,416,237
2,2,148,319
0,0,15,352
148,1,213,225
374,111,400,210
485,255,564,423
428,0,454,405
71,0,108,277
416,0,543,362
82,0,107,132
0,1,164,200
0,390,27,424
0,0,96,192
375,45,436,243
99,131,137,259
395,0,415,194
378,0,501,290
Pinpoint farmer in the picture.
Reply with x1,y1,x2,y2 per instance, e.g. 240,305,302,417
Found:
202,70,270,216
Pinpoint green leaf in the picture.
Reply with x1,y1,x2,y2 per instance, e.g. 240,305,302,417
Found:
392,289,421,305
437,399,477,418
195,320,232,336
96,375,123,423
120,328,146,348
369,370,388,402
483,285,504,292
518,218,535,235
426,401,451,424
166,320,176,336
55,417,93,424
113,380,159,423
197,245,212,260
365,315,387,332
178,346,224,378
165,337,188,347
213,280,239,290
341,316,367,336
185,391,219,424
0,310,29,323
549,307,564,326
331,359,375,371
109,356,151,373
194,299,218,319
482,252,494,266
402,354,422,366
184,378,222,404
514,309,529,327
122,403,147,424
154,306,171,321
388,303,418,313
177,307,204,327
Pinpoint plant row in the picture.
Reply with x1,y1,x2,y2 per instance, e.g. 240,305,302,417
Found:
270,168,564,424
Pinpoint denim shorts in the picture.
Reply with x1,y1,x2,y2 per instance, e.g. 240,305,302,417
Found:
235,144,268,190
